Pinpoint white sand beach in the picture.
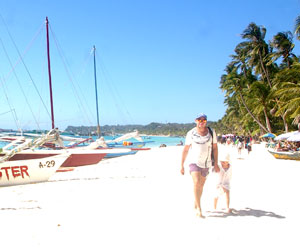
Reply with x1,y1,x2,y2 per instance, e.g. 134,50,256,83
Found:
1,144,299,248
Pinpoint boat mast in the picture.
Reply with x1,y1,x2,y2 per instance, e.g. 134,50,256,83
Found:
93,46,100,137
46,17,55,129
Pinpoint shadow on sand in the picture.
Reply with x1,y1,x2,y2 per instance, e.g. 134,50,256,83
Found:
207,207,285,219
0,206,42,211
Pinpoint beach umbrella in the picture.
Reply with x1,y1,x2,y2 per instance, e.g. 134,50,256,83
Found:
287,131,300,142
261,133,276,138
275,131,297,141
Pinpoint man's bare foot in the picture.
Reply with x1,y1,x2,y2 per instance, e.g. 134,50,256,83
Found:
195,208,205,218
226,208,232,213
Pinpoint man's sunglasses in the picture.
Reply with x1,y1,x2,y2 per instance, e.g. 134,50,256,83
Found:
197,119,207,123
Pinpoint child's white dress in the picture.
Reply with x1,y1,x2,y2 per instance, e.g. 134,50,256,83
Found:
217,164,232,191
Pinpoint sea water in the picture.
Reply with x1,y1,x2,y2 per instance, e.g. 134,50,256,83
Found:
101,135,185,148
140,135,185,148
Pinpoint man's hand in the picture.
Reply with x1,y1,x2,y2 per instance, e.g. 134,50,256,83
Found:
180,166,185,175
214,162,220,173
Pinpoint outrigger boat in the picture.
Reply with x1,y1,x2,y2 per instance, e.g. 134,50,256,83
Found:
0,129,135,167
66,130,151,159
268,149,300,161
269,130,300,160
0,153,69,187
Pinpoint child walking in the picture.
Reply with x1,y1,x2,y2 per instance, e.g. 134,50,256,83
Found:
214,151,232,213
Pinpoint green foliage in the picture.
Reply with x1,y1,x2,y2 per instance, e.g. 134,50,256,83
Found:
219,20,300,135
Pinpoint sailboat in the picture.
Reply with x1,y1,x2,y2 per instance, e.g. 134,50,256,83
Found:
0,18,141,165
35,17,113,166
88,46,151,156
0,18,109,167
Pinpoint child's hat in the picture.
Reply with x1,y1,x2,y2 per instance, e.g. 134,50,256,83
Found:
219,151,231,163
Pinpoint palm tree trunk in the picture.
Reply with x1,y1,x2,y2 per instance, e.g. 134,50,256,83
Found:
238,91,269,132
259,51,272,88
285,54,291,69
263,107,272,132
273,96,288,133
242,65,251,89
283,111,289,132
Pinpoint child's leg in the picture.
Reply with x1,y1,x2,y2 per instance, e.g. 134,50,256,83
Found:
214,186,223,210
214,196,218,210
223,187,231,213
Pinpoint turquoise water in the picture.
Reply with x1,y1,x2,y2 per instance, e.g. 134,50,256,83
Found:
99,135,185,148
140,136,185,148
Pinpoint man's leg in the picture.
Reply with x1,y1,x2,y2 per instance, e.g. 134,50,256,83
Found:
191,171,206,218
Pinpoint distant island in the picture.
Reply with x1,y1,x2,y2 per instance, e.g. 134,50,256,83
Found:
64,121,218,136
0,121,220,137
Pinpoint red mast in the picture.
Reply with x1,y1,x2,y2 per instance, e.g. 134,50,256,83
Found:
46,17,55,129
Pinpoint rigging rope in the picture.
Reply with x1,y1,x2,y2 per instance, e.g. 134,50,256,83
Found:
0,14,52,129
3,21,44,82
0,75,21,130
0,37,42,130
95,50,135,124
49,24,94,127
62,47,97,125
72,48,101,126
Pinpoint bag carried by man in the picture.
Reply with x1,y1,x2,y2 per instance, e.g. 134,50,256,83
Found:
208,127,214,164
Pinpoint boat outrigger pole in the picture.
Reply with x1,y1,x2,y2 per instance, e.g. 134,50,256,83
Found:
93,45,101,138
46,17,55,129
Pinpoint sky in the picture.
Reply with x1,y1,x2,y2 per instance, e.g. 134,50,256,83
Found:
0,0,300,131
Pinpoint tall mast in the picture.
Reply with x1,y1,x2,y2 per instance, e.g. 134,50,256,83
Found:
93,46,100,137
46,17,55,129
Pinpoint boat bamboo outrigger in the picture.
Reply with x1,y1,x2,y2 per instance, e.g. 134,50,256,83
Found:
268,149,300,161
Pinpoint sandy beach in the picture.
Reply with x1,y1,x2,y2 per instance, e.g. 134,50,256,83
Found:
1,144,299,248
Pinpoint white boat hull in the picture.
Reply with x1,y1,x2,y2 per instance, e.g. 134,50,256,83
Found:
0,154,69,186
16,148,132,167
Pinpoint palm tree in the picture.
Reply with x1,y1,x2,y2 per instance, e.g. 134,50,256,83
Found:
270,31,296,68
231,42,251,79
218,20,300,134
241,23,272,88
248,81,272,132
274,82,300,125
222,100,242,134
220,65,269,132
272,62,300,126
242,24,295,132
294,15,300,40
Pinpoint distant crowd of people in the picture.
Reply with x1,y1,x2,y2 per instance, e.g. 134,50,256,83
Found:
266,123,300,152
273,141,300,152
218,134,253,155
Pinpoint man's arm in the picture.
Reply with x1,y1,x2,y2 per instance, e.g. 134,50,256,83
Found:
213,143,220,172
181,145,190,175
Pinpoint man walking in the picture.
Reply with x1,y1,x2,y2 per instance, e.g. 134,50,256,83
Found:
180,113,219,218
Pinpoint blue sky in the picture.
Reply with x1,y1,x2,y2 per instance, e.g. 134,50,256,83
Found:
0,0,300,131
